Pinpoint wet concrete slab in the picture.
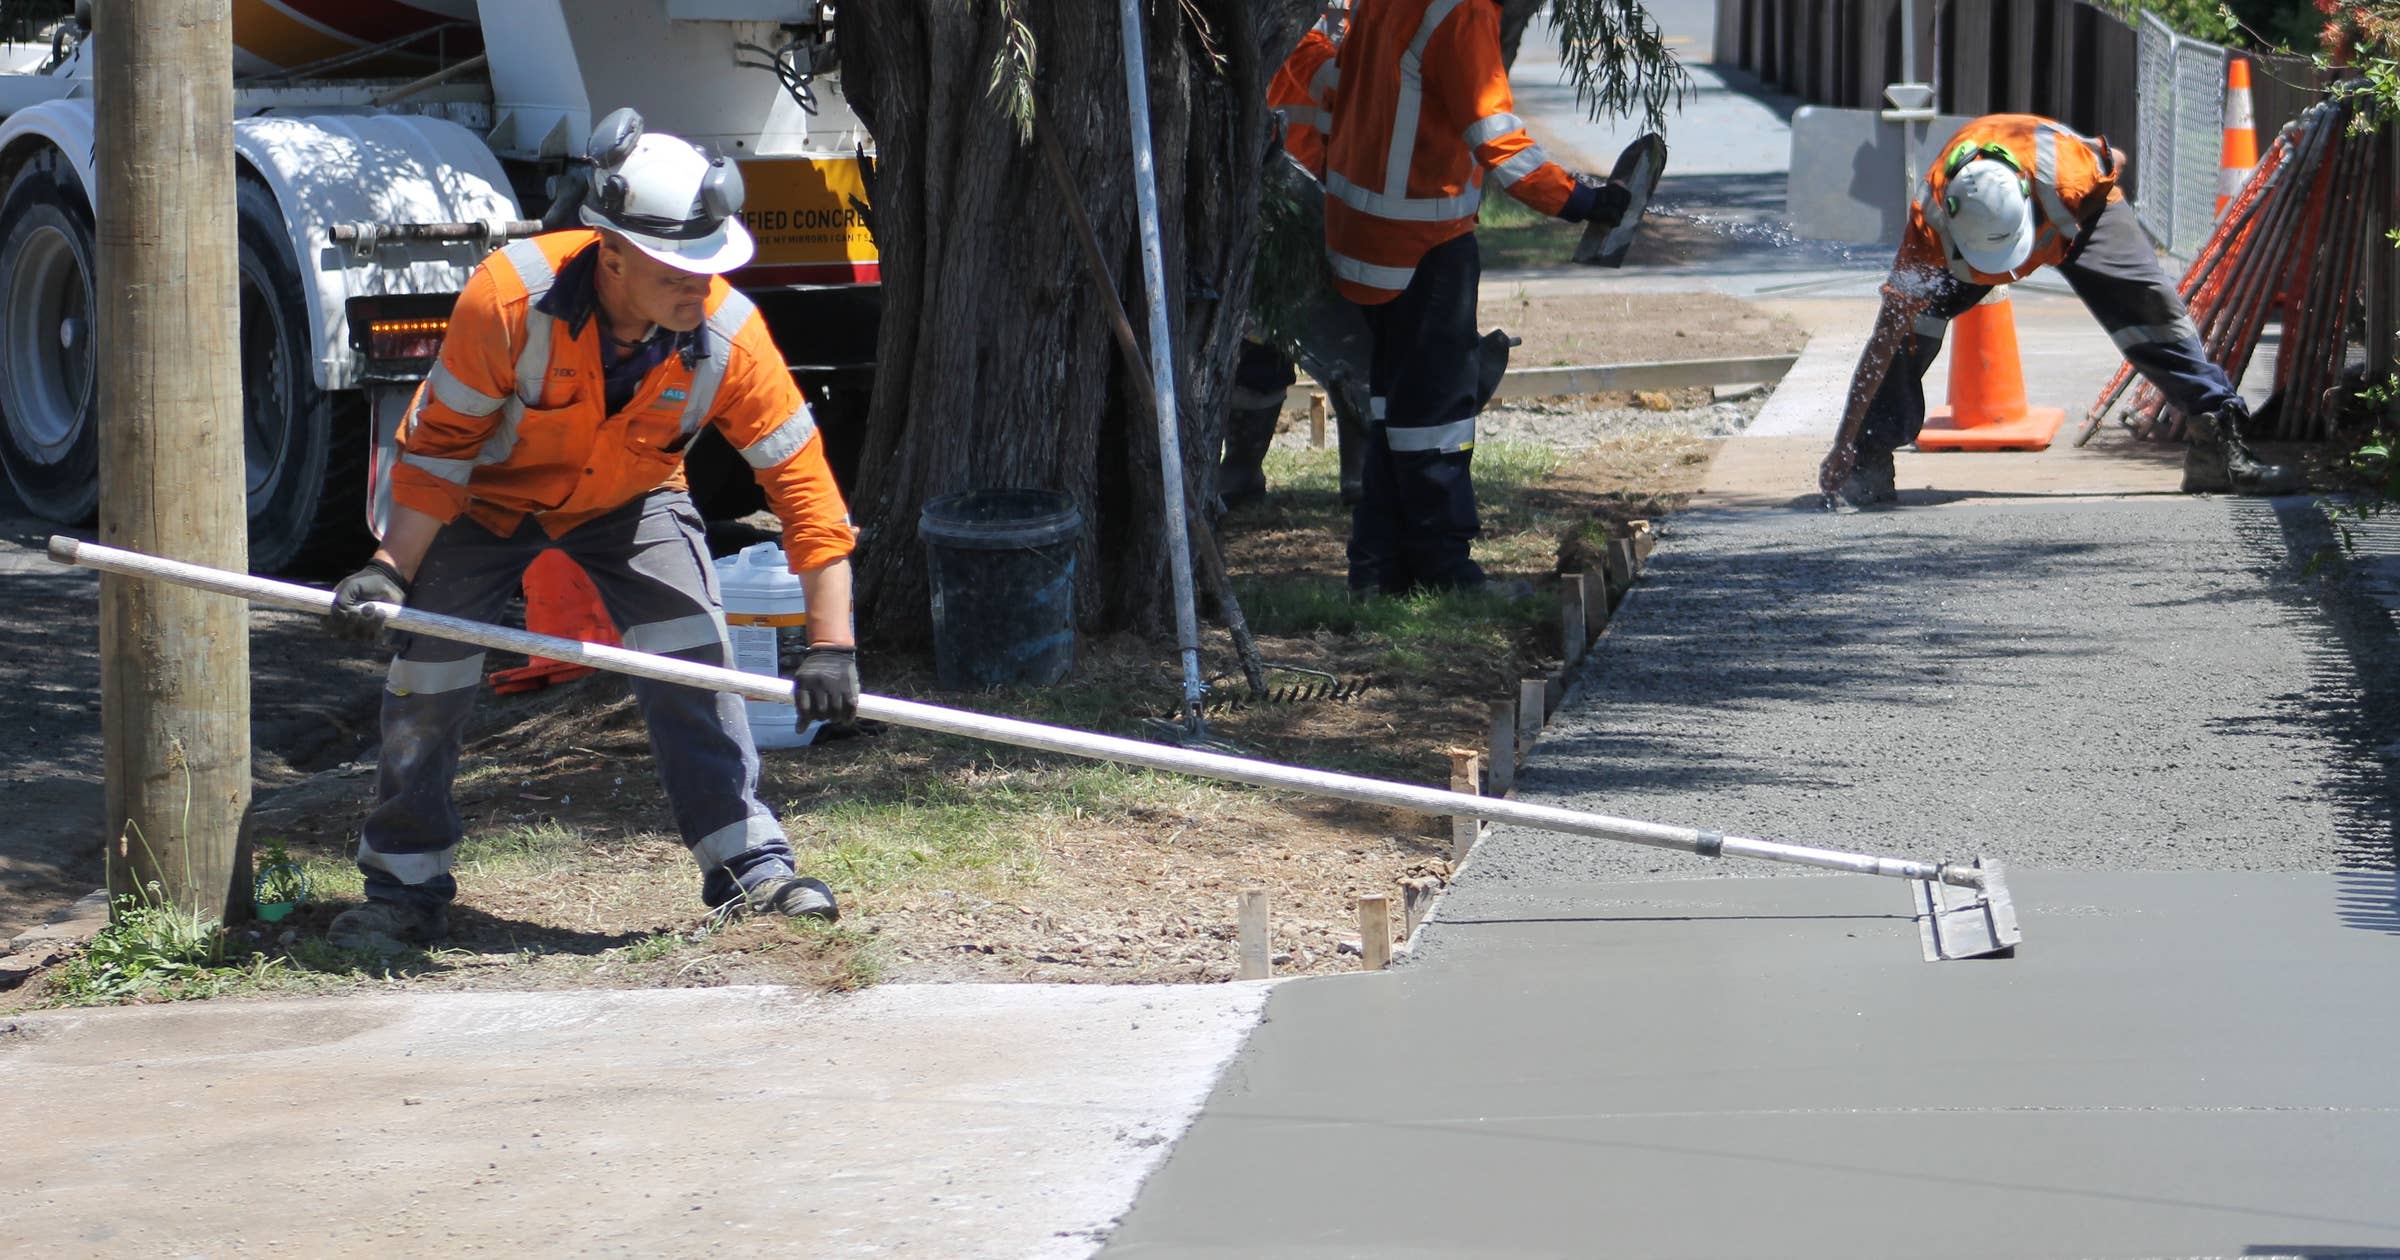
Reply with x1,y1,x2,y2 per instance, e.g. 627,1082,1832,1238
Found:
1102,870,2400,1259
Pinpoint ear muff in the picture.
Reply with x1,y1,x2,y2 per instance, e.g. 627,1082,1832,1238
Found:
586,107,646,219
696,148,746,221
1941,140,2033,215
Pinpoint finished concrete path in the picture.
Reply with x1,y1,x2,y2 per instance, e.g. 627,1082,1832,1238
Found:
1104,8,2400,1252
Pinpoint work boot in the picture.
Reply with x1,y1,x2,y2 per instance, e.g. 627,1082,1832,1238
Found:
1219,403,1280,509
2181,410,2303,496
1835,446,1899,507
327,898,448,953
734,874,839,922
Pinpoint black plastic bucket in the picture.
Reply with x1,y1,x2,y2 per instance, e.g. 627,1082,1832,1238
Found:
919,488,1083,689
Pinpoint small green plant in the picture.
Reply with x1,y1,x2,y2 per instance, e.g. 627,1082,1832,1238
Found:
252,838,312,920
47,886,235,1003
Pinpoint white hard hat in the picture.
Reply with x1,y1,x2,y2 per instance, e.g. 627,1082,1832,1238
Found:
1944,157,2035,276
580,111,754,275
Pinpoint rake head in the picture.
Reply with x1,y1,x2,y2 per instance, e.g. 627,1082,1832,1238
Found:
1179,665,1373,717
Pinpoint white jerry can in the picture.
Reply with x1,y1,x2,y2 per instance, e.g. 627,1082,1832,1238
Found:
714,542,823,750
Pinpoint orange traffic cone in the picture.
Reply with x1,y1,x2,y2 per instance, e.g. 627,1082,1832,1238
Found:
2217,56,2257,218
1914,288,2067,452
488,550,621,694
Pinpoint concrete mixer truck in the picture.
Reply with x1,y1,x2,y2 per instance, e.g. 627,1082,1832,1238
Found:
0,1,877,570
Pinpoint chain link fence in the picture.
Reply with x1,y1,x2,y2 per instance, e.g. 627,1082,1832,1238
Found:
2132,11,2230,263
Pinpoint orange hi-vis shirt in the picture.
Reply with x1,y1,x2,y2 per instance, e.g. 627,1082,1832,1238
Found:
385,230,855,573
1269,28,1341,177
1323,0,1579,304
1896,114,2125,294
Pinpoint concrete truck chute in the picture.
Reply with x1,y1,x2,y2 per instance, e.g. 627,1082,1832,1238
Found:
0,0,876,571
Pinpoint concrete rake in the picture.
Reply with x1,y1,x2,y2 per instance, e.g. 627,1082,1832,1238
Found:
50,537,2022,961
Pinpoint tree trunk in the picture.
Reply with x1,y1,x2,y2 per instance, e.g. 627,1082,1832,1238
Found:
1500,0,1545,68
845,0,1314,647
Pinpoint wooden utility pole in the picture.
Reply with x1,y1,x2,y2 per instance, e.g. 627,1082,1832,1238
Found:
93,0,251,918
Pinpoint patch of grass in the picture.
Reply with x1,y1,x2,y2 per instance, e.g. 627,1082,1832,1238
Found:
458,821,585,875
1475,194,1583,270
45,893,238,1003
621,931,679,964
788,760,1219,895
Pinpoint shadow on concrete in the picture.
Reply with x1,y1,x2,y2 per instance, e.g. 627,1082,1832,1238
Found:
2256,500,2400,919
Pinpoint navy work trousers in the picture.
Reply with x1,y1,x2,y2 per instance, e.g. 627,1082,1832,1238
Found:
358,489,795,912
1349,231,1486,593
1860,196,2242,456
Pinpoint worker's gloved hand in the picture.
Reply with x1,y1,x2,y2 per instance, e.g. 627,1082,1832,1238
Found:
791,645,859,723
1557,176,1632,225
1559,179,1602,223
328,559,410,642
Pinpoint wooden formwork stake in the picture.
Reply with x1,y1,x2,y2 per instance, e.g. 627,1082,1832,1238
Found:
1486,701,1516,796
1448,749,1482,864
1583,570,1611,630
1517,679,1545,755
1630,519,1656,565
1606,538,1637,590
1237,888,1271,980
1358,894,1392,970
1309,393,1327,448
1560,575,1588,665
1401,877,1439,938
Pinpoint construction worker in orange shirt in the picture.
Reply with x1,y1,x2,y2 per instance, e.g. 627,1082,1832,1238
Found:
1324,0,1647,593
321,110,856,952
1822,113,2301,508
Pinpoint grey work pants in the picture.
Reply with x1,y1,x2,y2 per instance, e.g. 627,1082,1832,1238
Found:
1860,196,2241,456
358,489,794,911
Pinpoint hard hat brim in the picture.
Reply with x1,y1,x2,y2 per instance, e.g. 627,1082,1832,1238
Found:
1954,205,2035,277
581,205,756,275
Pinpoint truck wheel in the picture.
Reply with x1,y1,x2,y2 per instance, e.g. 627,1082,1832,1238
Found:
237,177,364,574
0,148,99,524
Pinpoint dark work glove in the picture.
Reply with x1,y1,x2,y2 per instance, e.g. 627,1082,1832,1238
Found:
1559,179,1602,223
791,645,859,723
329,558,409,642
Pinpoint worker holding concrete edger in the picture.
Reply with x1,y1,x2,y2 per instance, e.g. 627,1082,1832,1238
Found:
321,110,857,953
1822,113,2301,507
1325,0,1657,592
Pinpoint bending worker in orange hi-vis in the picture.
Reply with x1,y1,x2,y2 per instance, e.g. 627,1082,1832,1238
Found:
1822,113,2300,508
1325,0,1637,593
320,110,857,953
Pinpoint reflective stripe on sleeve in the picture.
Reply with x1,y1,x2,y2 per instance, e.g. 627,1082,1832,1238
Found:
386,653,488,695
1329,250,1417,292
1463,111,1525,148
1491,145,1552,188
399,452,475,486
1282,105,1332,134
355,839,456,886
426,361,506,417
620,611,729,656
740,403,818,469
1385,417,1476,454
1309,57,1338,99
691,814,786,868
2109,318,2200,350
1326,171,1482,222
